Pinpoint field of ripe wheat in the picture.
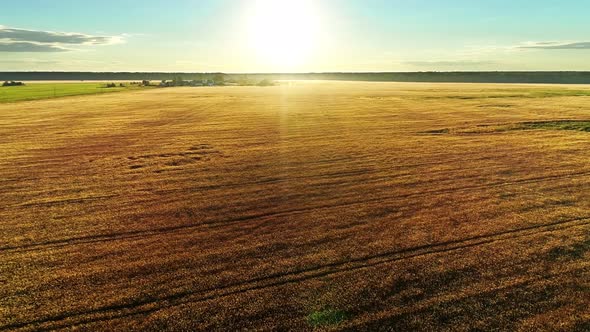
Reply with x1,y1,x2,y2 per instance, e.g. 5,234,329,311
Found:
1,81,589,331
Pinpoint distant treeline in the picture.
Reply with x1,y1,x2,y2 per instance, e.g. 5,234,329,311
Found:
3,72,590,84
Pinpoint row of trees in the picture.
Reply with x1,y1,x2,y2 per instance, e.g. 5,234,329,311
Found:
158,75,275,87
1,77,273,89
104,81,152,88
5,72,590,84
159,74,227,87
2,81,25,87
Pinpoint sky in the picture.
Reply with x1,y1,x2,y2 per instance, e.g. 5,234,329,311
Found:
1,0,590,72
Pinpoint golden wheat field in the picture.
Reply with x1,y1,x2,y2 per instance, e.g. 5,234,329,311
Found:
1,81,589,331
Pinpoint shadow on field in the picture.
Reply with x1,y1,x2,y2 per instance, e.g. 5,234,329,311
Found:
423,120,590,135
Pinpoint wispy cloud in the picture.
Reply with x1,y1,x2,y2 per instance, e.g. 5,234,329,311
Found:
517,41,590,50
0,26,124,52
0,41,68,52
0,58,60,64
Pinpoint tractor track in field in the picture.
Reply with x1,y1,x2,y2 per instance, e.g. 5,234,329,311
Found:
340,265,590,331
1,168,589,254
3,215,589,331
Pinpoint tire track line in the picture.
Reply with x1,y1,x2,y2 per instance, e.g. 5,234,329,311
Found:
3,216,589,331
2,169,589,254
340,265,590,331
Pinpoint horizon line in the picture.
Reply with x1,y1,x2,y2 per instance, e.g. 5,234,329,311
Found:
3,70,590,74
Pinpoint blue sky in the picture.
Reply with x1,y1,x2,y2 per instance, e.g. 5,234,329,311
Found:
1,0,589,72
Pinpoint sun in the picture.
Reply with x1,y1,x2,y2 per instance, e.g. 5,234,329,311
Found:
246,0,320,70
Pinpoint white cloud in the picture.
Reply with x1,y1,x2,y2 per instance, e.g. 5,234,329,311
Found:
0,26,124,52
517,41,590,50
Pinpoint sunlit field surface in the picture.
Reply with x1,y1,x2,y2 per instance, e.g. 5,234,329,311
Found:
1,82,589,331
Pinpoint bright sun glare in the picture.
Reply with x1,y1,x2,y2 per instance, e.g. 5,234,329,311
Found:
247,0,320,70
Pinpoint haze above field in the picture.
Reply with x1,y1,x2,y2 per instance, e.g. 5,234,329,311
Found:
2,0,590,72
